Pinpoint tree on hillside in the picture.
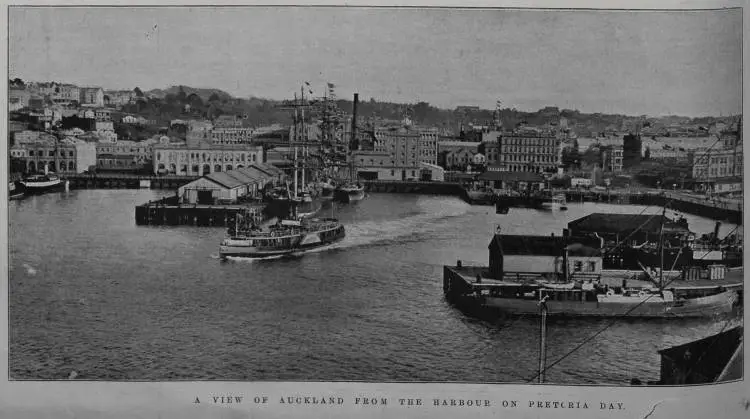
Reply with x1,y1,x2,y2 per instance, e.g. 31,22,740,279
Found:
209,92,221,102
134,87,144,97
177,85,187,102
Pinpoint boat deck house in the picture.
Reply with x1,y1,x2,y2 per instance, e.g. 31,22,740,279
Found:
488,233,603,281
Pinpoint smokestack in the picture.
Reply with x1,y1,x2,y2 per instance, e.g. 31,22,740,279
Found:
351,93,359,151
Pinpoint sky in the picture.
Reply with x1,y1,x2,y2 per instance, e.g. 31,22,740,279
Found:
9,7,743,117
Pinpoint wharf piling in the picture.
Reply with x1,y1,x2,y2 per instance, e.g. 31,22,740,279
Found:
134,196,266,227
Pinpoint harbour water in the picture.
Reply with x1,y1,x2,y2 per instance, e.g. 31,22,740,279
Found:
9,190,742,383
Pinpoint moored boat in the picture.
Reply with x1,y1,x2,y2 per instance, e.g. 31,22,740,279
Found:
334,182,365,203
9,181,25,200
443,265,738,318
21,173,63,194
541,193,567,211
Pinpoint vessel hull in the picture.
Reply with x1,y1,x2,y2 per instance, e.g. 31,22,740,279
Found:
454,290,737,318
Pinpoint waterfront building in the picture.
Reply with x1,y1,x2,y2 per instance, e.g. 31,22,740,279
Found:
79,87,105,107
488,234,603,281
48,84,81,106
351,124,439,180
14,137,96,174
177,164,283,205
152,141,264,176
477,169,546,192
495,129,561,173
96,140,153,172
437,140,480,169
210,128,256,145
692,146,743,181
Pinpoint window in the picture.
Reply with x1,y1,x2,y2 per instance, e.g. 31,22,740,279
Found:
29,150,34,156
49,151,54,157
69,151,74,157
574,261,583,272
588,261,596,272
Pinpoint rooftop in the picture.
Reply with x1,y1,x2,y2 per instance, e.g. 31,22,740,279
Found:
477,170,545,183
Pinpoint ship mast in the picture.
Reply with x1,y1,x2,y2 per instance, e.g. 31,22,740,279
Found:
350,93,359,183
657,204,667,288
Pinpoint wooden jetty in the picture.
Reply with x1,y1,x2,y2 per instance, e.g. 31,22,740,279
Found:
134,196,266,227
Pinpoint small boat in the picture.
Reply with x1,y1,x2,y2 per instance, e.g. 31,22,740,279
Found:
541,193,567,211
465,187,495,205
9,181,25,200
319,180,336,201
219,214,346,259
21,172,62,194
334,182,365,203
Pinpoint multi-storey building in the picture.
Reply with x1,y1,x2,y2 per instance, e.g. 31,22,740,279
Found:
347,125,442,180
692,146,743,181
210,128,256,145
9,88,31,111
104,90,135,107
79,87,105,107
602,144,624,172
96,140,154,172
152,141,264,176
12,137,96,174
495,130,561,173
51,84,81,105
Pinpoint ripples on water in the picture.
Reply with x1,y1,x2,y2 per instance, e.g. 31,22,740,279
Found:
8,190,743,383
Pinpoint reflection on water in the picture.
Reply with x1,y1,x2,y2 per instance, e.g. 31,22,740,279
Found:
8,190,742,383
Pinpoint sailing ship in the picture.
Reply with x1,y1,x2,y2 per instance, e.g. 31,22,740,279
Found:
334,93,366,203
219,212,346,259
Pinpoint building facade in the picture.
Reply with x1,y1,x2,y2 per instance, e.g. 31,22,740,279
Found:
13,139,96,174
692,146,743,181
495,131,560,173
79,87,105,107
96,140,153,172
9,88,31,111
152,143,264,176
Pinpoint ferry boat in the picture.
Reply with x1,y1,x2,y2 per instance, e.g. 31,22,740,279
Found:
21,172,63,194
219,214,345,259
334,182,365,203
541,193,567,211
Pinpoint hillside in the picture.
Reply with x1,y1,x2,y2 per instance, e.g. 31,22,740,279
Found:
146,85,234,102
128,85,736,136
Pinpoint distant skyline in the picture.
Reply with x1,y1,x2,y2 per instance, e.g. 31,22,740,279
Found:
9,7,742,117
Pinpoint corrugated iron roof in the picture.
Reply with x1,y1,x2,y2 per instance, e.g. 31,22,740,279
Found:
205,172,246,189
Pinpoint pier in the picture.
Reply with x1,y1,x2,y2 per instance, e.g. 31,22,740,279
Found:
134,196,266,226
63,173,199,190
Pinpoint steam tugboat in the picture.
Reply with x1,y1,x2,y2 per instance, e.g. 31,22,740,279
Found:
21,166,63,194
219,209,345,259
